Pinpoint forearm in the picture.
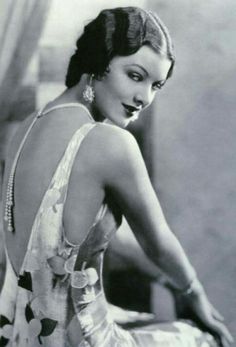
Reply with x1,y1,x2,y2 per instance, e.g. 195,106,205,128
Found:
108,220,163,280
106,133,198,290
140,224,197,291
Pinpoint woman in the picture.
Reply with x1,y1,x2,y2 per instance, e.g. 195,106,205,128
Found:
0,6,233,347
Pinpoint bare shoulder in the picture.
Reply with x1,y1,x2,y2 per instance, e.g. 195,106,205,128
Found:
81,123,145,184
87,123,140,160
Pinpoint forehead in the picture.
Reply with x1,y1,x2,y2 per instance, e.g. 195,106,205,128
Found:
110,45,171,81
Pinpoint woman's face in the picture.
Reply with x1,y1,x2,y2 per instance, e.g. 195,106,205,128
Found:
92,45,172,128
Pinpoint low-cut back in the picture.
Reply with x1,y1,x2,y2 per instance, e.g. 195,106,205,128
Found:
0,104,218,346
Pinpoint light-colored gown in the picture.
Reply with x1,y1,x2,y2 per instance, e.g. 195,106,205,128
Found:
0,104,218,346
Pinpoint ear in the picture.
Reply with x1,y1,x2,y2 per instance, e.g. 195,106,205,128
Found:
80,73,90,83
78,73,93,90
81,73,95,85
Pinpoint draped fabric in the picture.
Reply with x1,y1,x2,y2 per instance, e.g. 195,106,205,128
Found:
0,104,219,346
0,1,52,282
0,0,52,122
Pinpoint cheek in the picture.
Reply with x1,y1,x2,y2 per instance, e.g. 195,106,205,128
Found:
95,78,114,98
93,82,115,112
106,72,131,97
105,75,121,93
150,92,157,103
94,73,130,103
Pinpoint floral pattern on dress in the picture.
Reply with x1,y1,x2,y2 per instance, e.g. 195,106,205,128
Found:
0,120,220,347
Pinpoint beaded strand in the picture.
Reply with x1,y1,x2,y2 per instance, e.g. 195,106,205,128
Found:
4,110,41,232
4,173,14,232
4,103,94,233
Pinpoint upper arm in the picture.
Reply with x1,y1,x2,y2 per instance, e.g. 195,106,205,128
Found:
95,125,169,255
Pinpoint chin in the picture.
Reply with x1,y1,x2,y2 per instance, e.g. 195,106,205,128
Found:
118,118,130,128
129,115,139,123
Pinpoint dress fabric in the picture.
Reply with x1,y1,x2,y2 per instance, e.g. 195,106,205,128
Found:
0,105,219,347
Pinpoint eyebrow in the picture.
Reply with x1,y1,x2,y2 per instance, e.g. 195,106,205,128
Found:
126,64,166,85
126,63,148,75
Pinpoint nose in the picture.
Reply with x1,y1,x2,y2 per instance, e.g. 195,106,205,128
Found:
133,87,154,109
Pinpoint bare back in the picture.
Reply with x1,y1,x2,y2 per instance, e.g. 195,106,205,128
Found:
3,105,106,275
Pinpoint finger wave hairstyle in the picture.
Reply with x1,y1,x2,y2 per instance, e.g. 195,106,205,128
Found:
65,7,175,88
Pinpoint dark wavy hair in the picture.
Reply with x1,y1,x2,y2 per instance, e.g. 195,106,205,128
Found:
65,7,175,88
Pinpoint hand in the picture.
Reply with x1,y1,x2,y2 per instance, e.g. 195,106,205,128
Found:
173,282,234,347
108,303,155,325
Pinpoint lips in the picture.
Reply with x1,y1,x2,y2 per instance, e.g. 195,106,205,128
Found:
122,103,141,116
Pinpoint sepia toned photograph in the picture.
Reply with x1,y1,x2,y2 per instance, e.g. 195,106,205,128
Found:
0,1,235,346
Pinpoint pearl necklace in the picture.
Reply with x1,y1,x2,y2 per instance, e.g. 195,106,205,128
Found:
4,103,94,232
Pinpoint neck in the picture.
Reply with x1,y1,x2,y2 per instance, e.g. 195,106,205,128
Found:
57,84,107,122
54,85,86,107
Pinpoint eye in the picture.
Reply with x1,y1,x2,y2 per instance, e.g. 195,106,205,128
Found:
128,72,143,82
152,82,164,91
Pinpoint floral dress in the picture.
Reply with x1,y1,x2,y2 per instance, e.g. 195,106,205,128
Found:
0,104,219,346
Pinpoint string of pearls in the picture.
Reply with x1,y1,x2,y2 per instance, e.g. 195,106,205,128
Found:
4,165,17,232
4,103,94,233
4,111,41,232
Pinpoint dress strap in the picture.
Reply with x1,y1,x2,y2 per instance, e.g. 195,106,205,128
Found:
4,102,94,233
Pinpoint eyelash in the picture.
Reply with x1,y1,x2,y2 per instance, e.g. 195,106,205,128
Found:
128,72,143,82
152,83,163,91
128,72,163,91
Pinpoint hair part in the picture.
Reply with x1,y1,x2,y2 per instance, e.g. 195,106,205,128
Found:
65,7,175,88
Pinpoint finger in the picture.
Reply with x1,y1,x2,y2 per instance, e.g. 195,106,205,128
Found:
212,308,225,322
220,336,231,347
209,320,234,345
211,306,225,322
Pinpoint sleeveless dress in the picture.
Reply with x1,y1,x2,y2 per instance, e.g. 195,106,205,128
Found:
0,104,218,347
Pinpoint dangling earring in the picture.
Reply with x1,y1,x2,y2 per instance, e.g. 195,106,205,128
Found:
82,74,95,103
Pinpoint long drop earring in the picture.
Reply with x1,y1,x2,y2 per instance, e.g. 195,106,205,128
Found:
82,74,95,103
